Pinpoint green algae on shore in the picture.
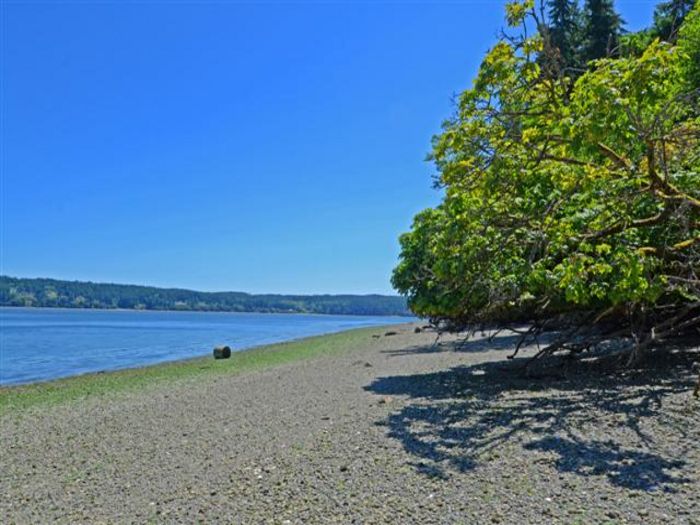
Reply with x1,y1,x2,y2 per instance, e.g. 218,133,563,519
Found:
0,325,397,416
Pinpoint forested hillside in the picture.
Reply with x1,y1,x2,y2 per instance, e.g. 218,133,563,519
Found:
393,0,699,365
0,276,410,316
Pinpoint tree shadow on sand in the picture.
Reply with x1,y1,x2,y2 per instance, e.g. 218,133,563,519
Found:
381,333,529,357
365,344,699,491
382,329,562,357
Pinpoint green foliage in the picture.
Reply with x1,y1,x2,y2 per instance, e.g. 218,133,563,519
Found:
394,2,699,351
620,1,696,57
506,0,534,26
619,29,657,57
546,0,583,73
652,0,696,42
678,2,700,90
0,276,410,316
582,0,623,60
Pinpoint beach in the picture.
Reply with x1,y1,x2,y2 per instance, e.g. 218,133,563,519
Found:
1,323,698,524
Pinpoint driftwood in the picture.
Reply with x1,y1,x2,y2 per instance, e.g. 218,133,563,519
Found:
213,346,231,359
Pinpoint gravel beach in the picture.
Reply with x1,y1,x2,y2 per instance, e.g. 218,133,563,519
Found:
1,323,699,524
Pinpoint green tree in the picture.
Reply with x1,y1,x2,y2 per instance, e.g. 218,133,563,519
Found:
582,0,624,60
678,1,700,89
545,0,583,74
653,0,695,41
394,1,699,365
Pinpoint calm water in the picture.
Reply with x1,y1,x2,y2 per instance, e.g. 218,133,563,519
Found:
0,308,410,385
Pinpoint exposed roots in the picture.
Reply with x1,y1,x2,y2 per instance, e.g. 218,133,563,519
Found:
426,302,700,391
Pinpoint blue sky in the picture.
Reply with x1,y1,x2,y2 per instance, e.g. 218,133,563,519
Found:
2,1,657,294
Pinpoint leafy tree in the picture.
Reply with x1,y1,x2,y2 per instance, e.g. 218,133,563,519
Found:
653,0,696,42
393,0,699,366
619,28,656,58
582,0,624,60
619,1,695,57
678,2,700,89
545,0,583,74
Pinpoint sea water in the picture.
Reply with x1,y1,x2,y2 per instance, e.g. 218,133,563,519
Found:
0,307,409,385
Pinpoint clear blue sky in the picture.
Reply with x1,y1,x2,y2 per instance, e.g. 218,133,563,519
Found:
1,1,656,295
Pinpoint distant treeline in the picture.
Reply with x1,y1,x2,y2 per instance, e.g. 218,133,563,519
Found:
0,276,410,316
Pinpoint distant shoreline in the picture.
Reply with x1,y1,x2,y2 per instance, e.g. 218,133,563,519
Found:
1,275,411,316
0,304,414,318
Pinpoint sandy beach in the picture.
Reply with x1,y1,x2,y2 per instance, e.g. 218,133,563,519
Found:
1,323,698,524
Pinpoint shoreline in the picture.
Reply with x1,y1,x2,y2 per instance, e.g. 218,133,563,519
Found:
0,323,413,415
1,309,415,388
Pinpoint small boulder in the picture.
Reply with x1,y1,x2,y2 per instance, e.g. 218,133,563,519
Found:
384,331,398,337
414,327,422,333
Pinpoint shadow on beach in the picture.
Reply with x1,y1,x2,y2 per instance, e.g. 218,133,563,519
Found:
366,342,699,491
380,330,559,357
381,333,525,357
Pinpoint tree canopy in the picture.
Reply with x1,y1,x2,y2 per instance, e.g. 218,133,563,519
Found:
0,276,410,316
393,0,699,365
545,0,583,73
653,0,696,41
582,0,624,59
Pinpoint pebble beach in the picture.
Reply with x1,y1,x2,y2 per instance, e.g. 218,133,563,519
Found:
1,323,698,524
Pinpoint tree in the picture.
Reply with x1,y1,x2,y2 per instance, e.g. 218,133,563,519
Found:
582,0,624,60
393,0,699,367
653,0,696,42
545,0,583,74
678,2,700,89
